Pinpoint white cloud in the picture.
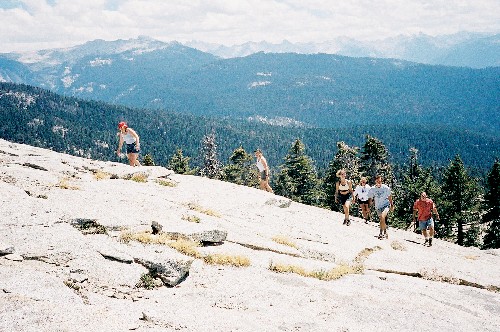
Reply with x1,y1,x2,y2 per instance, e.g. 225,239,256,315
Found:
0,0,498,52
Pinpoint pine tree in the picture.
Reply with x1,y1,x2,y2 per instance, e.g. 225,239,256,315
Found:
359,135,393,185
482,160,500,249
167,148,195,174
275,139,321,205
439,155,481,246
323,141,361,211
222,146,259,187
142,153,155,166
200,131,223,179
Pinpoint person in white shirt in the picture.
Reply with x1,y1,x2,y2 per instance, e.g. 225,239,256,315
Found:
353,177,371,223
254,149,273,193
116,121,141,167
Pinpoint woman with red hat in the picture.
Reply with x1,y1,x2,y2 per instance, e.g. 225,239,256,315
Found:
116,122,141,166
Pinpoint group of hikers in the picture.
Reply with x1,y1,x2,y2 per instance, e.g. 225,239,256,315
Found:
116,122,439,247
332,169,440,245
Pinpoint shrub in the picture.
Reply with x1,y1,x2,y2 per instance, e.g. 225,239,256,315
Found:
130,173,148,183
157,179,177,187
136,273,158,290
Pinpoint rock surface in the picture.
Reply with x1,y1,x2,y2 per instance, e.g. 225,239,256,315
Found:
0,138,499,332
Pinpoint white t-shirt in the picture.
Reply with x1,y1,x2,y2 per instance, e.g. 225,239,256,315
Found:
368,184,392,209
354,184,371,201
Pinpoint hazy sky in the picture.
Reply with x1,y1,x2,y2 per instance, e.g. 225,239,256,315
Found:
1,0,499,52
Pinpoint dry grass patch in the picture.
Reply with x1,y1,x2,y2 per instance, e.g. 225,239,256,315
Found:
204,254,251,267
390,240,407,251
185,202,221,218
354,246,382,264
272,235,298,249
157,179,177,187
167,239,203,258
130,173,148,183
57,177,80,190
269,261,363,281
465,255,479,260
182,214,201,223
93,170,111,181
119,230,173,245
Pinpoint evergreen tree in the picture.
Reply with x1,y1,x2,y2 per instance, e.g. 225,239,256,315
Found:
142,153,155,166
222,146,259,187
359,135,393,184
323,141,361,211
167,148,195,174
275,139,321,206
199,131,223,179
482,160,500,249
439,155,481,246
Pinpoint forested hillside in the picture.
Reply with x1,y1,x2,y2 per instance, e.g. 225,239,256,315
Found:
1,38,499,136
1,82,498,172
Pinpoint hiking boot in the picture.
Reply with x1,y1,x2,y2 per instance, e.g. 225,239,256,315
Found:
343,219,347,225
365,219,369,224
424,238,429,246
346,219,351,226
378,233,384,240
429,238,433,247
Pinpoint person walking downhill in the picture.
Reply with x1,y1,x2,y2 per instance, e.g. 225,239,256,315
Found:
353,177,371,223
335,169,354,226
412,192,440,247
254,149,274,193
116,122,141,167
368,175,394,239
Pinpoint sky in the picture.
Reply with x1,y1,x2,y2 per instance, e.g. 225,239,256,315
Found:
1,0,499,53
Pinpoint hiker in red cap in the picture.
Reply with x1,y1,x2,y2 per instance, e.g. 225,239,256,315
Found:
116,122,141,166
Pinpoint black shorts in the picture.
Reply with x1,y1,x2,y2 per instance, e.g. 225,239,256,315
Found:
126,143,140,154
260,170,268,180
358,199,369,205
338,192,351,205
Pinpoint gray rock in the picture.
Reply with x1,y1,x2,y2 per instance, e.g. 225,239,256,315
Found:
151,220,162,235
165,229,227,244
134,256,193,287
98,248,134,264
4,254,23,261
0,243,14,255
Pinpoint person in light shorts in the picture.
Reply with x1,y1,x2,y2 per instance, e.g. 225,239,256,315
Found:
413,192,440,247
368,175,394,239
353,177,371,223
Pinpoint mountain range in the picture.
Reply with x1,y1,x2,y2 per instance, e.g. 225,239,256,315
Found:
1,36,499,135
186,32,500,68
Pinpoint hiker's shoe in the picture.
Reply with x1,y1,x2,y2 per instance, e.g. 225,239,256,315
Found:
378,233,384,240
346,219,351,226
365,219,369,224
343,219,347,225
429,238,433,246
424,238,429,246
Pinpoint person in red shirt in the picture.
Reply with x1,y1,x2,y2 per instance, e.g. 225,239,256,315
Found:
412,192,440,246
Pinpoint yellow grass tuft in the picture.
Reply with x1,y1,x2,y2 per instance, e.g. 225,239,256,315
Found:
354,246,382,263
130,173,148,183
272,235,298,249
167,239,203,258
157,179,177,187
119,230,173,245
182,214,201,223
93,170,111,181
185,202,221,217
204,254,251,267
269,261,364,281
57,177,80,190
